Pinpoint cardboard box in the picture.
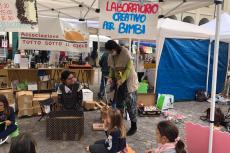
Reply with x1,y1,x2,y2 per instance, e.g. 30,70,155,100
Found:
137,93,155,106
83,101,97,110
33,106,42,115
39,82,48,90
0,89,14,105
28,83,38,91
17,91,33,109
0,75,8,88
18,108,34,117
82,89,93,101
34,93,50,98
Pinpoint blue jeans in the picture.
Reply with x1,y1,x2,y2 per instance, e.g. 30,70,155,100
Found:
98,73,108,97
0,124,17,139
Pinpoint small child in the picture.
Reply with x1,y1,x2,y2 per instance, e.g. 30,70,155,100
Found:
148,120,186,153
87,109,126,153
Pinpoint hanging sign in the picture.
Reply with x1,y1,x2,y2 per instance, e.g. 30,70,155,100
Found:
0,0,38,32
99,0,159,40
1,40,8,48
18,17,89,52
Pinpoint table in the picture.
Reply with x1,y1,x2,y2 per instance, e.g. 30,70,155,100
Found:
5,68,95,90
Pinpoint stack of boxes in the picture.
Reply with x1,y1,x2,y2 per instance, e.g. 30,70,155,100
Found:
17,91,33,117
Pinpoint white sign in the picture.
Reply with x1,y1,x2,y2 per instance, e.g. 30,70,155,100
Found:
0,0,38,32
18,17,89,52
99,0,159,40
1,40,8,47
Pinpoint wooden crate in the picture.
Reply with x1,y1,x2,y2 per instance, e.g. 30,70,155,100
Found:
46,111,84,141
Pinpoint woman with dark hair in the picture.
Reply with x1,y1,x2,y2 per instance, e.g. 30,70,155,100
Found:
105,40,139,136
57,70,83,111
9,133,36,153
150,120,187,153
0,94,17,141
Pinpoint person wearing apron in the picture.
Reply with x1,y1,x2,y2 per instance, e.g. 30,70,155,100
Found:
106,40,139,136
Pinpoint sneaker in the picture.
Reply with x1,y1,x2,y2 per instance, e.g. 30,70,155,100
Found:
0,136,9,145
127,127,137,136
127,121,137,136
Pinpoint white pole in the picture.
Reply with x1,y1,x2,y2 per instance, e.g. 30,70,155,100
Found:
208,1,222,153
206,39,212,96
129,38,132,53
225,45,230,97
136,40,140,72
3,34,6,59
97,32,100,85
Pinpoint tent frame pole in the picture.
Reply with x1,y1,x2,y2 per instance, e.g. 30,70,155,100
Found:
208,1,223,153
206,39,212,96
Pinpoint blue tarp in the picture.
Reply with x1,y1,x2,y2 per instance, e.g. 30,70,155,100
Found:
156,38,229,101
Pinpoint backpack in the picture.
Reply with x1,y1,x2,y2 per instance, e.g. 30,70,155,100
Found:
200,107,228,128
195,90,208,102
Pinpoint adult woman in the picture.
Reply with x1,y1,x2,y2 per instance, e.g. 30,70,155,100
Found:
57,70,83,111
0,94,17,141
106,40,139,136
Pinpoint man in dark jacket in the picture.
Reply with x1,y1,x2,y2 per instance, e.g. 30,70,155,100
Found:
98,52,109,99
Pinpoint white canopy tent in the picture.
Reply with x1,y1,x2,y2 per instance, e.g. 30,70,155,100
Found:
155,18,212,77
201,12,230,95
201,12,230,42
36,0,214,20
153,19,213,103
155,2,224,153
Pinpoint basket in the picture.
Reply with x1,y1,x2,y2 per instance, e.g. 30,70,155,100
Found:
138,107,161,117
46,110,84,141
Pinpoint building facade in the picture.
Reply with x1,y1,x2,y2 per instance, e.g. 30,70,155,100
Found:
170,0,230,25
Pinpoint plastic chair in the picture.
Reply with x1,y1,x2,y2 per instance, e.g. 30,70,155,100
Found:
0,122,19,145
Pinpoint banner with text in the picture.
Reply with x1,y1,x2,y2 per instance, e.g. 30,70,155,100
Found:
99,0,159,40
18,17,89,52
0,0,38,32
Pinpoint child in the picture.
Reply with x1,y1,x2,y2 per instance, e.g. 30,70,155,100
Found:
0,94,17,141
9,133,36,153
148,120,186,153
87,109,126,153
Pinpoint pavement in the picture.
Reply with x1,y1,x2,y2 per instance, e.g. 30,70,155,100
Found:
1,100,229,153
